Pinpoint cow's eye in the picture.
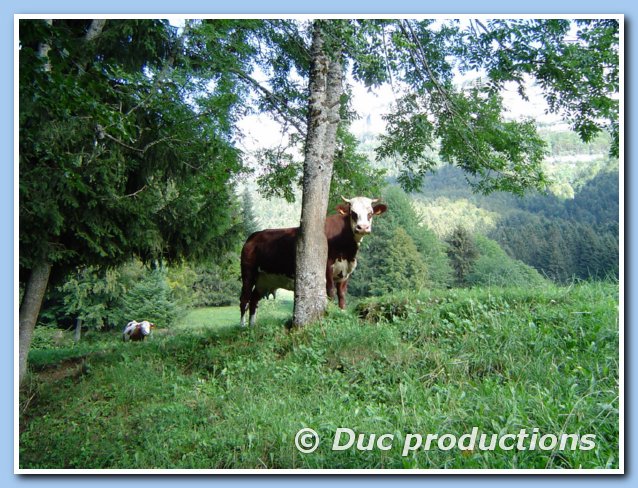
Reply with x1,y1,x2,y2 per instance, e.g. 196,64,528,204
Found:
351,211,358,220
368,212,373,219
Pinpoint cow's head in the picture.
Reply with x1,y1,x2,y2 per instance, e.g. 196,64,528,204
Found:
140,321,155,336
337,196,387,237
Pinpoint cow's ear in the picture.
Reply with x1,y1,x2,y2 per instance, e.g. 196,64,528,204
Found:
372,203,387,215
336,204,349,216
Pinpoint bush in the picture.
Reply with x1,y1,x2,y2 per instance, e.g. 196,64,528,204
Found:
466,235,546,288
122,269,181,327
191,257,242,307
56,263,147,330
43,261,185,332
29,325,71,351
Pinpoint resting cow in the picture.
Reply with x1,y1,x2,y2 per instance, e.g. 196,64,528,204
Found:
239,196,387,327
123,320,155,341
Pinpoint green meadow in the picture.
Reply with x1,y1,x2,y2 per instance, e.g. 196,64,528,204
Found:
20,282,619,470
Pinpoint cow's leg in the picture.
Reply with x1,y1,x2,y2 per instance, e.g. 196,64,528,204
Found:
248,290,261,327
326,265,336,302
337,280,348,309
240,287,251,327
240,267,255,328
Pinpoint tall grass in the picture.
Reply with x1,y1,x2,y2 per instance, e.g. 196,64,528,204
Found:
19,282,619,470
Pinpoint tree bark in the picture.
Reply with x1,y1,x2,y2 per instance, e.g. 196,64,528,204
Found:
19,20,55,385
74,317,83,343
37,19,53,72
19,262,52,384
293,21,343,327
84,19,106,43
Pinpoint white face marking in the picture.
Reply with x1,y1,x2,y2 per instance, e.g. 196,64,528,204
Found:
140,321,152,336
332,258,357,283
347,197,376,237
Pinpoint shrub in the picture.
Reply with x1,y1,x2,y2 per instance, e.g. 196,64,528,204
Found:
192,258,242,307
466,235,546,287
122,268,180,327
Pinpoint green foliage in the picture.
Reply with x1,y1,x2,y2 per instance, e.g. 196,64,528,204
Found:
191,258,242,308
348,186,452,297
165,263,199,310
458,19,619,157
20,282,619,469
255,150,302,203
412,196,501,238
43,261,187,332
541,128,611,159
59,265,143,330
380,88,548,194
122,269,180,327
19,18,620,273
368,228,429,295
445,226,480,286
403,153,618,285
19,19,245,276
493,214,618,283
349,19,618,194
353,20,550,195
29,325,71,351
466,235,547,288
217,18,618,201
489,169,619,282
330,125,387,204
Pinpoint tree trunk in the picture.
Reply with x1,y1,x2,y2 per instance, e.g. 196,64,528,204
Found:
18,19,56,385
293,21,343,327
37,19,53,72
74,317,83,343
19,262,52,384
84,19,106,43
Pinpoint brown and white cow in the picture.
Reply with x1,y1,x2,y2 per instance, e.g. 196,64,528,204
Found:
239,196,387,327
123,320,155,341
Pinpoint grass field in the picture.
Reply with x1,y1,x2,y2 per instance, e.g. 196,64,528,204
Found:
19,282,620,470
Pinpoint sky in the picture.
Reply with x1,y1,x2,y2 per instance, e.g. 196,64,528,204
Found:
225,27,562,165
162,17,567,153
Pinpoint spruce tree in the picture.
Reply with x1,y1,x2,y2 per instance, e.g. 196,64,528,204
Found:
446,226,480,286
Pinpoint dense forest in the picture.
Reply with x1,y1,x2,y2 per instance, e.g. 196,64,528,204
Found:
247,123,619,291
35,121,619,332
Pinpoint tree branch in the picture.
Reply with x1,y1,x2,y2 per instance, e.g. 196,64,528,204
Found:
84,19,106,43
97,125,176,155
230,68,307,137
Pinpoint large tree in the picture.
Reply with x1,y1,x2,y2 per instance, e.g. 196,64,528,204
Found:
251,18,619,325
292,21,344,326
18,19,247,382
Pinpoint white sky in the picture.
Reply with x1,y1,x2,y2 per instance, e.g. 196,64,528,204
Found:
238,76,563,153
164,17,565,152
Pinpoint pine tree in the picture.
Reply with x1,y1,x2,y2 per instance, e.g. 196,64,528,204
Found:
369,227,429,295
241,189,260,238
446,226,480,286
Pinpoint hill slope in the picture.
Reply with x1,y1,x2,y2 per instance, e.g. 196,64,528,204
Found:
20,282,619,470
